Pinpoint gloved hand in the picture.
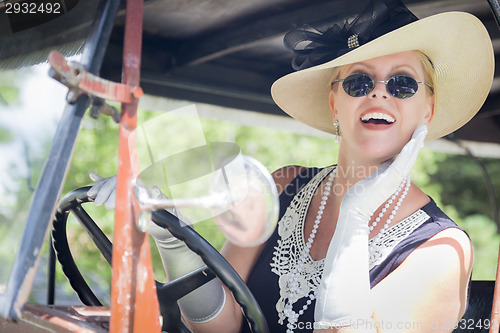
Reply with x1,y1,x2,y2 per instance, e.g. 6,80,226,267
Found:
87,174,169,212
88,174,226,323
87,173,117,210
146,185,226,324
314,125,428,328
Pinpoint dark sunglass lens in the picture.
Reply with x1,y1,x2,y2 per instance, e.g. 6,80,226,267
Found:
387,76,418,99
342,74,373,97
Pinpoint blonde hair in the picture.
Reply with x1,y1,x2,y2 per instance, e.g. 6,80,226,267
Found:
329,66,343,92
415,50,435,94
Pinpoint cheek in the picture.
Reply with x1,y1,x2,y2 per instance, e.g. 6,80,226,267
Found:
333,93,361,123
401,98,432,127
336,107,359,136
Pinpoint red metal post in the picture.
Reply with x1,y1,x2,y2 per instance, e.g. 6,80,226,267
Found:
109,0,161,332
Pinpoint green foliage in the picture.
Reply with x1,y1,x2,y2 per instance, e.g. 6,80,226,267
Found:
431,154,500,222
0,70,22,106
0,128,50,288
0,86,20,106
0,71,21,143
461,214,500,280
0,127,13,142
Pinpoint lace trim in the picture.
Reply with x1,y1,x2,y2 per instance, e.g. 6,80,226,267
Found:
369,209,429,269
270,166,333,325
270,166,430,326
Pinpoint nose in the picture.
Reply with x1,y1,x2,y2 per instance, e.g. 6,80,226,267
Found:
368,81,390,100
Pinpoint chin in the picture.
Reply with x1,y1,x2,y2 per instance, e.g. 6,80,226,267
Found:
358,140,401,163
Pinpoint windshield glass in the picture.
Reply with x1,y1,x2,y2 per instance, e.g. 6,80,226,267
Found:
0,0,99,299
0,64,67,292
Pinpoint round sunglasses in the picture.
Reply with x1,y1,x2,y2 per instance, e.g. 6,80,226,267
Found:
333,73,433,99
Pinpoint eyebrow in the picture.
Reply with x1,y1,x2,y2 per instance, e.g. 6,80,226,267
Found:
392,64,418,76
345,62,375,72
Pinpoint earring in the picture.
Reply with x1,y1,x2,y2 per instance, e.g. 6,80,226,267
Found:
334,119,340,143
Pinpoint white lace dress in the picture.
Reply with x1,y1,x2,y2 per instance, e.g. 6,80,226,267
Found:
270,165,430,325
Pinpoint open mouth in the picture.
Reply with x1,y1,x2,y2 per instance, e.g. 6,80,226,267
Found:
360,112,395,125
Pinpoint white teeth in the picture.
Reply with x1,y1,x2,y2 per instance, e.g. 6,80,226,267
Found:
361,112,395,123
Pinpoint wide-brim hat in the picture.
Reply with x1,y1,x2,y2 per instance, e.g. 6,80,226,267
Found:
271,2,494,141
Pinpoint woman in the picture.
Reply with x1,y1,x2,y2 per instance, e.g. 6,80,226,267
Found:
190,0,493,331
89,0,494,332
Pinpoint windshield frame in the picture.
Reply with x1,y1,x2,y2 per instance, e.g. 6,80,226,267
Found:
0,0,121,319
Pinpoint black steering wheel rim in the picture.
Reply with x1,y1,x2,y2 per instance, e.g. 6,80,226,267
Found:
152,209,269,333
51,186,269,333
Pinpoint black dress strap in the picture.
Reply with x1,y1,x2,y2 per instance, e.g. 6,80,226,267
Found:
278,167,322,218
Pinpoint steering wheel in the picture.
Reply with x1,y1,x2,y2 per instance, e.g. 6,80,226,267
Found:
51,186,269,333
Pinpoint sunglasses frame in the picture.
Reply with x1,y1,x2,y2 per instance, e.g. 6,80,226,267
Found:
333,73,433,99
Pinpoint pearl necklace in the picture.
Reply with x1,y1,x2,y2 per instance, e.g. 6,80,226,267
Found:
283,169,411,333
370,175,411,233
284,168,336,332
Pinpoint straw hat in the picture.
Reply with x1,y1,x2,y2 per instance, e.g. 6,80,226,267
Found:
271,0,494,141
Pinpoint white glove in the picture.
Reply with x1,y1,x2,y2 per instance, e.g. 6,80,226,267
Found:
314,125,428,328
87,173,117,210
146,185,226,324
